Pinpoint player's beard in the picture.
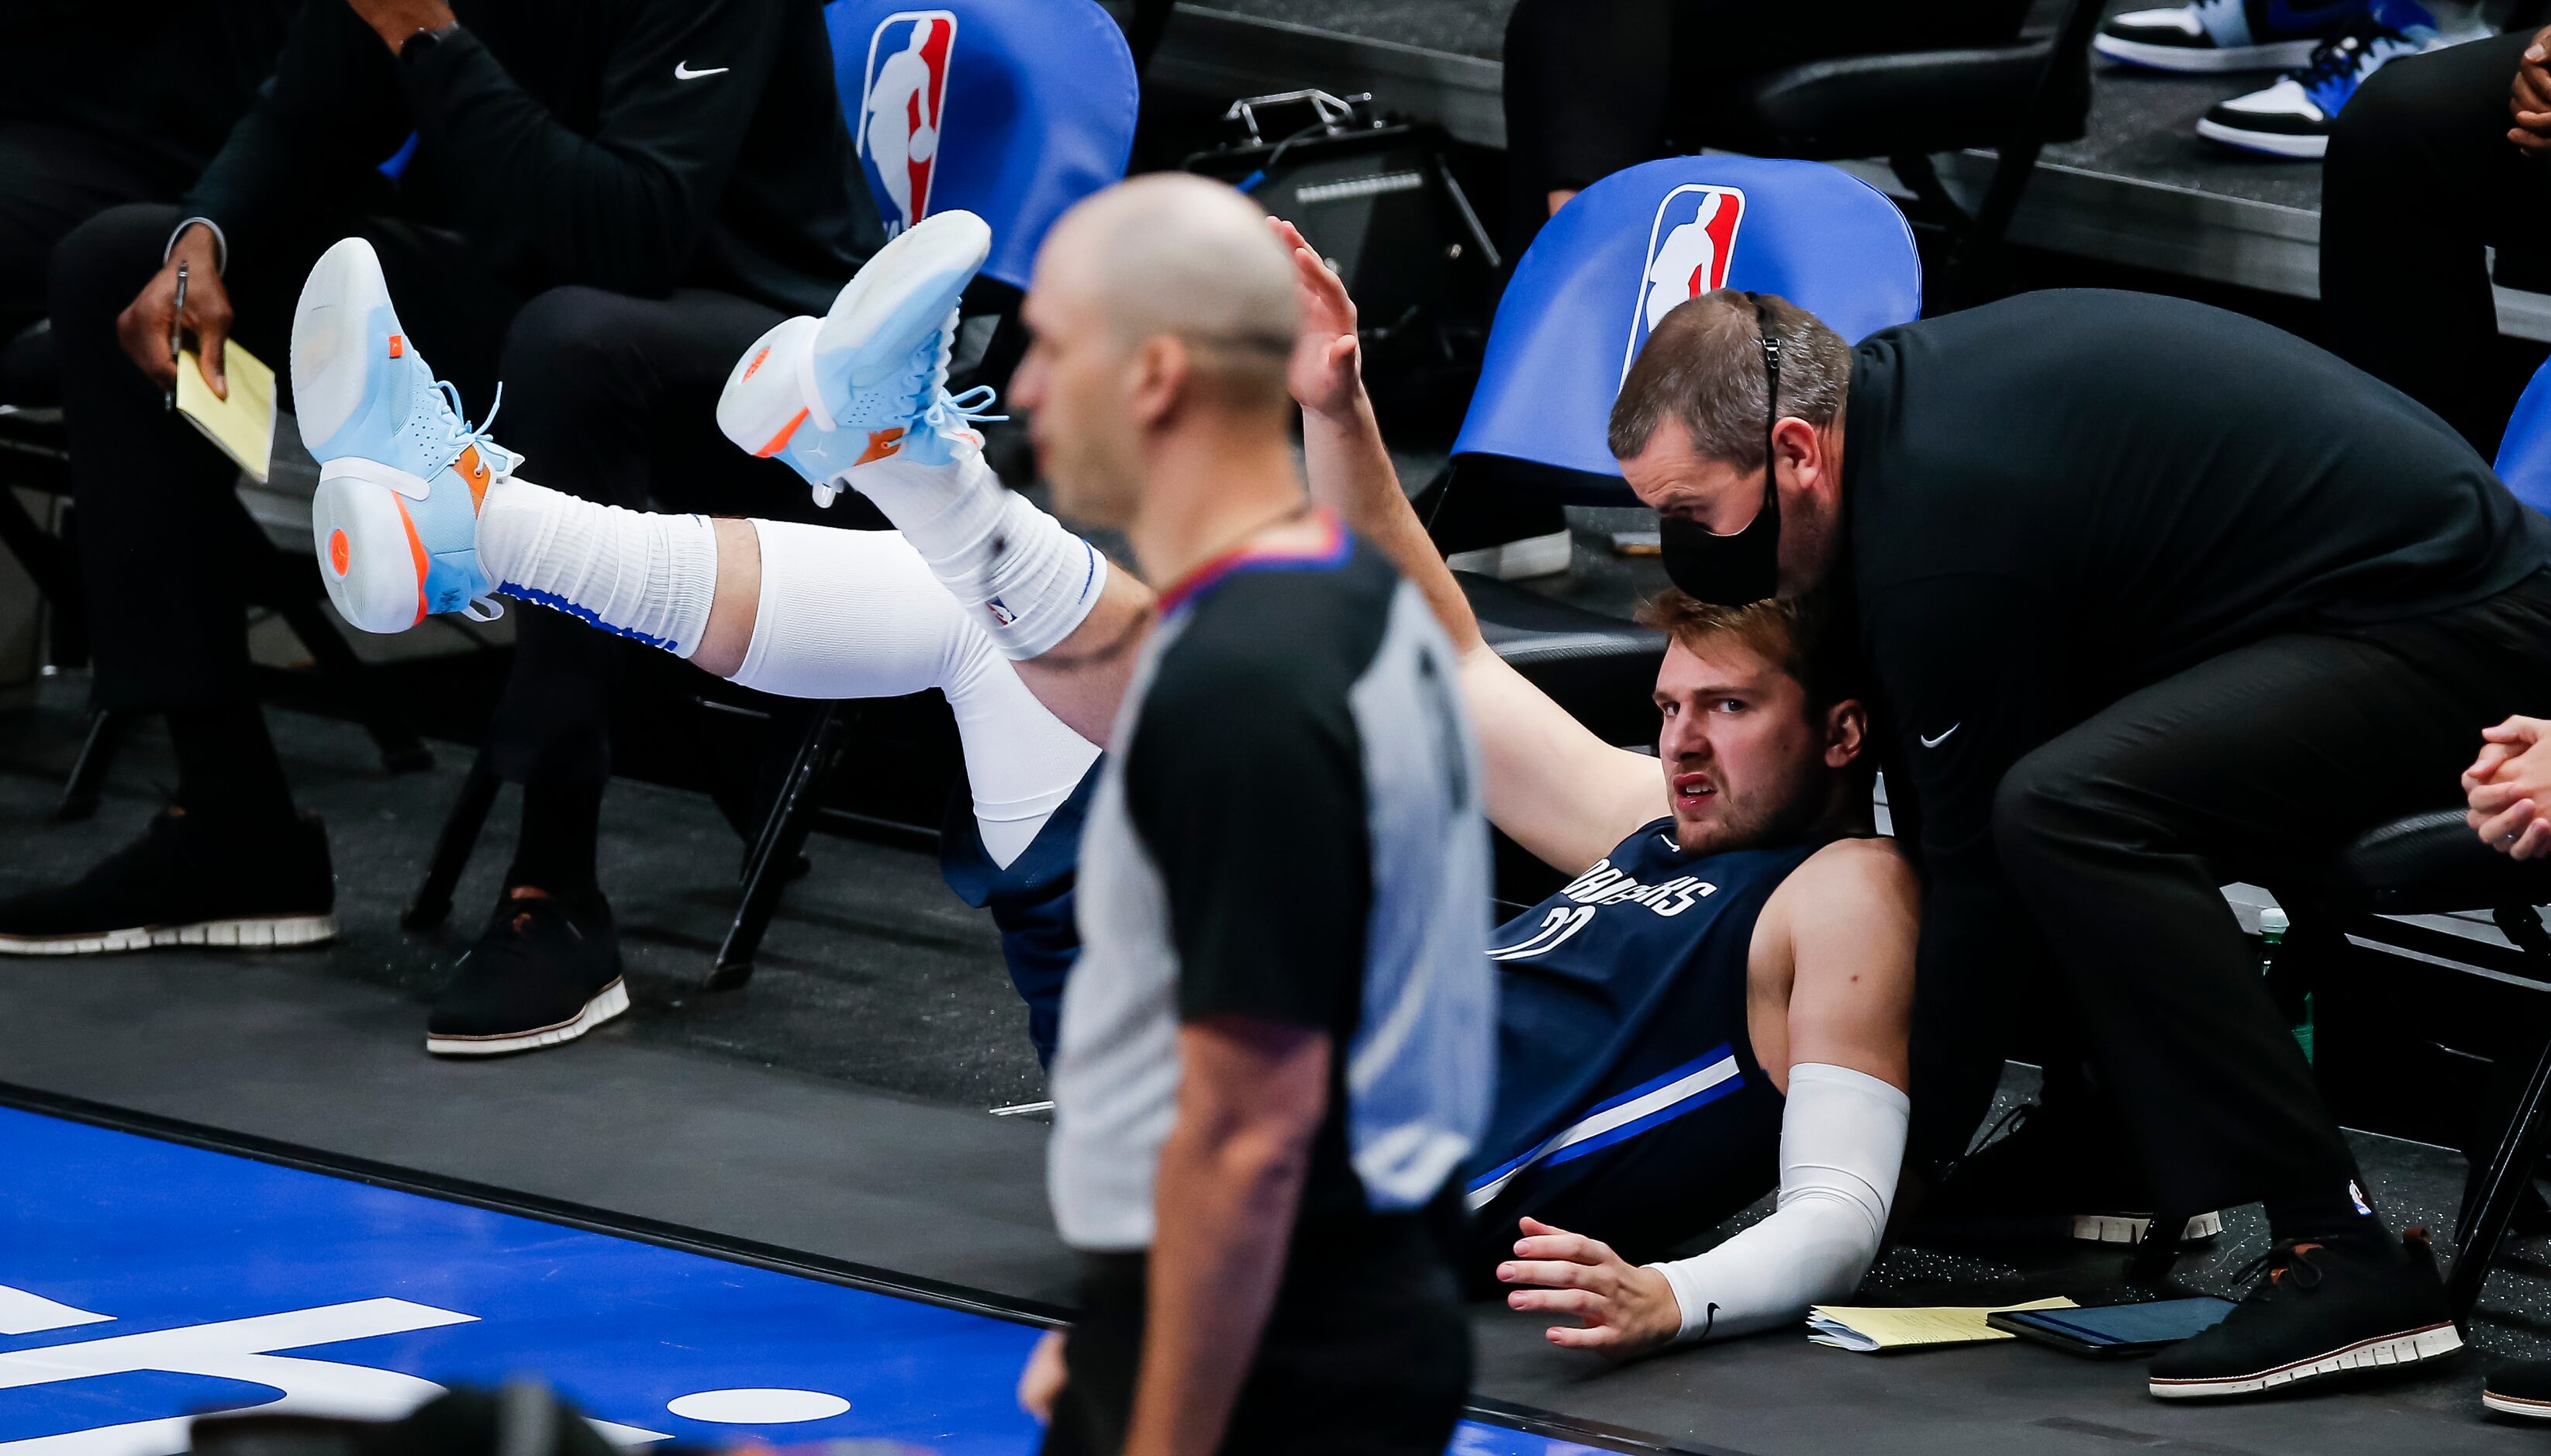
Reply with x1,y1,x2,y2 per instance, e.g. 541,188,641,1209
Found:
1675,748,1828,857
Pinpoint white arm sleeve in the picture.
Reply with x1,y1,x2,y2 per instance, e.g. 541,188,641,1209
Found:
1647,1062,1907,1343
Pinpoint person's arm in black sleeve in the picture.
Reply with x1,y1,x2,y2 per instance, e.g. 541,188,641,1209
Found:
1866,574,2072,1175
395,0,796,295
181,3,411,264
1119,649,1370,1456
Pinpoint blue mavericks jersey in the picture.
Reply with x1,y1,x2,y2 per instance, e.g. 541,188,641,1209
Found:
1463,823,1824,1271
939,768,1102,1068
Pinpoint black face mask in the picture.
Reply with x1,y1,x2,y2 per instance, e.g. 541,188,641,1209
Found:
1660,293,1782,607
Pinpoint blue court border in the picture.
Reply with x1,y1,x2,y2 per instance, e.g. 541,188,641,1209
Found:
0,1080,1732,1456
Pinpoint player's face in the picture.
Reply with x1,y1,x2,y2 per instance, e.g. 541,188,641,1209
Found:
1013,271,1142,529
1652,637,1836,855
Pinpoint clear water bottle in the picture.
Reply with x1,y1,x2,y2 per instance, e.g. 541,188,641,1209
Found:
2258,907,2313,1063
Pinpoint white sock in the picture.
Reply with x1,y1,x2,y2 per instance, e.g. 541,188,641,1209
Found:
735,521,1099,866
849,441,1105,661
476,476,720,657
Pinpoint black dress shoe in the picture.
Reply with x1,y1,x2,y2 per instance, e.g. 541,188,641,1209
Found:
1914,1102,2224,1247
2147,1229,2463,1399
2484,1360,2551,1419
426,889,628,1057
0,806,335,955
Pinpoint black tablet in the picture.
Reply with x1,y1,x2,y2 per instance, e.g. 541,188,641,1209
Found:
1987,1298,2237,1358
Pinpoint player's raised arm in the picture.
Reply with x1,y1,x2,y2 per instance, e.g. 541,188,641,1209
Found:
1275,219,1655,875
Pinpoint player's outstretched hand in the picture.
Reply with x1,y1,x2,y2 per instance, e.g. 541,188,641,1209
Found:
1269,216,1363,422
2468,716,2551,859
1497,1216,1683,1357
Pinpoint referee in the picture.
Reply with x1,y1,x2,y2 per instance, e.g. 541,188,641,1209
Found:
1009,176,1493,1456
1610,287,2551,1399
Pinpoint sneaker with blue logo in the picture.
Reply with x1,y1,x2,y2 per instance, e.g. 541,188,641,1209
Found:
2094,0,2368,73
2195,0,2442,157
716,209,997,508
294,236,513,634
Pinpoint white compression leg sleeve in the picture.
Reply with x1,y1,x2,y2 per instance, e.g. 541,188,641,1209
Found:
1648,1062,1908,1343
735,521,1099,866
475,476,720,657
848,442,1104,661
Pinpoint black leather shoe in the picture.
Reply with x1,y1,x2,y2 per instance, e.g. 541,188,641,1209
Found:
2484,1360,2551,1419
0,806,335,955
2148,1229,2463,1399
426,889,627,1057
1914,1102,2224,1246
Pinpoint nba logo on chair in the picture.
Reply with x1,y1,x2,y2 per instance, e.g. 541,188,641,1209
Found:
858,10,958,235
1627,185,1745,379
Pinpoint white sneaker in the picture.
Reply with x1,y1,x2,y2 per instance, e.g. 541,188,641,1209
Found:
718,210,998,506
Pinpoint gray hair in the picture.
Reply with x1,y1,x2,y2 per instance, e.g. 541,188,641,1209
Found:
1607,291,1850,469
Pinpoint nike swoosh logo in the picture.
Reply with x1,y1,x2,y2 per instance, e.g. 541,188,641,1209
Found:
1920,724,1961,749
674,62,730,81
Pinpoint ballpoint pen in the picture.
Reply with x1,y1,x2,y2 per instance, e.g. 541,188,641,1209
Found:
166,261,188,412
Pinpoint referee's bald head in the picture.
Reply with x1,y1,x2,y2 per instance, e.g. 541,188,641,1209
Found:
1037,173,1299,416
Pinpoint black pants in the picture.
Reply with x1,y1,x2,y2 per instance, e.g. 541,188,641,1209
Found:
1499,0,2033,253
48,199,849,784
1989,570,2551,1220
2324,30,2550,458
1044,1227,1469,1456
2,124,202,405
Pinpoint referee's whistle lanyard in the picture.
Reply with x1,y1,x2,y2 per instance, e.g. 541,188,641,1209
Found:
1660,292,1783,608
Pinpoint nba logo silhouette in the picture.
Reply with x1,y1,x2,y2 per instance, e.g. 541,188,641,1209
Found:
1622,185,1746,380
860,11,958,236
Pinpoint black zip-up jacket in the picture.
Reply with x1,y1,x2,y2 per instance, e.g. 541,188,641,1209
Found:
180,0,875,314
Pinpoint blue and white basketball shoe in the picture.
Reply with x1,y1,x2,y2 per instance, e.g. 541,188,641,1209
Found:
295,236,513,633
2094,0,2368,73
716,209,997,507
2196,0,2442,157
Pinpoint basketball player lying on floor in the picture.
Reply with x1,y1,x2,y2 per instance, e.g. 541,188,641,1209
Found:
293,210,1917,1357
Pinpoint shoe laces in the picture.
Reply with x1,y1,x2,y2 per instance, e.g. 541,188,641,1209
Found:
437,378,520,479
920,383,1008,440
2230,1239,2328,1299
2293,8,2423,88
433,378,515,623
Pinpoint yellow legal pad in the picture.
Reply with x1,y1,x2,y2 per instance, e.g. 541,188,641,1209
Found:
174,340,278,485
1807,1296,2077,1354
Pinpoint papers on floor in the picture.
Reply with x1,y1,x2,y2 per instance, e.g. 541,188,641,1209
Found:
1807,1296,2076,1353
174,340,277,484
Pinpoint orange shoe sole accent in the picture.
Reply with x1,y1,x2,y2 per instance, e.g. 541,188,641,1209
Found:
392,495,430,626
328,529,350,577
754,408,809,458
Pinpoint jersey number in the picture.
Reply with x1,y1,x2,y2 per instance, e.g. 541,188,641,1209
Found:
1489,905,1596,961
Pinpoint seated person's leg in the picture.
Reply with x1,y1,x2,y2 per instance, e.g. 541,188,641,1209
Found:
0,203,327,955
2323,31,2551,455
0,125,192,342
1499,0,1674,249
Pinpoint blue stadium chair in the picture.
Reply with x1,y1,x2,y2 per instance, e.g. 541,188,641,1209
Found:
691,1,1140,988
823,0,1137,292
2495,357,2551,517
1445,156,1920,750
